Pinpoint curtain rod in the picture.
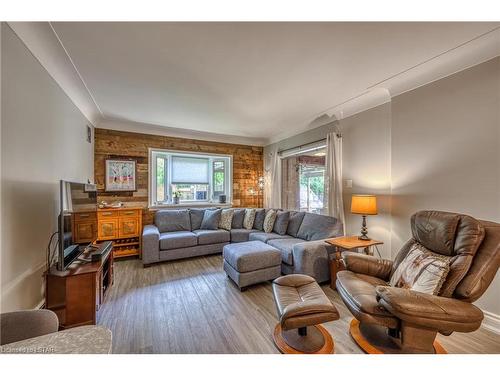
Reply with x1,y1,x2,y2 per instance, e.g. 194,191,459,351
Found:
278,131,342,156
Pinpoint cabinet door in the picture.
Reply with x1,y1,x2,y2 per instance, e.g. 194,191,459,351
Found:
119,217,140,238
98,219,118,240
74,222,96,243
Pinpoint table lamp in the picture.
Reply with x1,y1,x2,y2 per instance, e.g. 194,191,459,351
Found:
351,194,377,241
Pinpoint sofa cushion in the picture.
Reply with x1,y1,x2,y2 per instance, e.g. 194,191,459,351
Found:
160,231,198,250
296,213,342,241
155,210,191,233
253,209,266,231
389,242,451,295
200,209,221,230
189,208,208,231
193,229,230,245
230,228,259,243
219,209,234,231
243,208,256,230
286,211,306,237
231,209,246,229
249,231,291,243
223,241,281,272
267,238,306,265
273,210,290,235
263,209,277,233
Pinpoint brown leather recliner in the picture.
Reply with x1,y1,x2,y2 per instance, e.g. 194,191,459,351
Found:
336,210,500,354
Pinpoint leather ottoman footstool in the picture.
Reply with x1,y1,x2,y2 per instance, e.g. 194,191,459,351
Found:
272,274,339,354
223,241,282,290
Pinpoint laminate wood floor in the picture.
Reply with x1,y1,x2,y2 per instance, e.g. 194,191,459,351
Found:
97,255,500,354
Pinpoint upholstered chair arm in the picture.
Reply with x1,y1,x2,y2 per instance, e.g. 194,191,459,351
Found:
342,252,393,281
292,240,334,283
142,225,160,265
1,309,59,345
376,286,484,333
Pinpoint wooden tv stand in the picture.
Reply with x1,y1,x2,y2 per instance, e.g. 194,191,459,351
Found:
45,241,113,329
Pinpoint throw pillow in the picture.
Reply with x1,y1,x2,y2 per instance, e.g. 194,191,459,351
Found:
243,208,256,230
200,209,222,230
390,242,451,295
273,210,290,235
219,209,234,231
263,209,277,233
253,209,266,230
286,211,306,237
231,209,245,229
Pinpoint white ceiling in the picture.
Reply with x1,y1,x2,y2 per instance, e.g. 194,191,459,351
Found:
33,22,500,144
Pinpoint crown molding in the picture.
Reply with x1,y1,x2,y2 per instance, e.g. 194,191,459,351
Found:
6,22,102,125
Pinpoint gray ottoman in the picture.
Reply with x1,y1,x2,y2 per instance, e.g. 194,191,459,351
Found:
223,240,282,290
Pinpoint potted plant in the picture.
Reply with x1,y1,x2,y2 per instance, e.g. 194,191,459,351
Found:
173,191,181,204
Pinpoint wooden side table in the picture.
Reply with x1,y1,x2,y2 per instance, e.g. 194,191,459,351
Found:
325,236,383,290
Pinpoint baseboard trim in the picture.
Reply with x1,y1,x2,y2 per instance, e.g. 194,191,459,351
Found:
482,311,500,335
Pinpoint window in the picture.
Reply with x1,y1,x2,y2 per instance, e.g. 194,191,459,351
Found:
150,149,232,206
281,141,326,214
299,163,325,214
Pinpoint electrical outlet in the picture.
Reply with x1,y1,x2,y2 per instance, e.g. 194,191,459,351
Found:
345,179,353,188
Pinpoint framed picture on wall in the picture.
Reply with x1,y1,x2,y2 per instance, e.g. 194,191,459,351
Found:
105,159,137,192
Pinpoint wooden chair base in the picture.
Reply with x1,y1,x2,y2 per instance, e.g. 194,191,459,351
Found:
273,324,334,354
349,319,447,354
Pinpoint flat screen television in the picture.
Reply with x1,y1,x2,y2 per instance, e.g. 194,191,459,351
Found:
57,180,97,270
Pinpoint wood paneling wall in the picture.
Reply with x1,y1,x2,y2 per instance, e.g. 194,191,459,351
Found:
94,129,264,225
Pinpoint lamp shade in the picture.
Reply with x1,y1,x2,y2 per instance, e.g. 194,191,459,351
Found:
351,195,377,215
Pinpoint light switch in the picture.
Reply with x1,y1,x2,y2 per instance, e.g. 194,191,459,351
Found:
345,179,353,188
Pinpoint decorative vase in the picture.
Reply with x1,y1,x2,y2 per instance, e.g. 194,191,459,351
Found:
173,196,180,204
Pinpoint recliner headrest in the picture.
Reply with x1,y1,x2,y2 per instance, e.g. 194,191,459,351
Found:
411,210,484,257
411,211,460,255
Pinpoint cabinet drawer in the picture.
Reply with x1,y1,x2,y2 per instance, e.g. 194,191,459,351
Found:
98,210,120,219
119,209,140,217
118,217,140,237
98,219,119,240
74,221,97,243
74,212,96,222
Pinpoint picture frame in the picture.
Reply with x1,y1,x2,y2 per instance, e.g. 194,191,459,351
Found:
105,159,137,192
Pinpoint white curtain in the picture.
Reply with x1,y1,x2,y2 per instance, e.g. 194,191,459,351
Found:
264,144,281,209
325,132,345,234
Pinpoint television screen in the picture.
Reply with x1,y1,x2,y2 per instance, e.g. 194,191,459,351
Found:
58,180,97,270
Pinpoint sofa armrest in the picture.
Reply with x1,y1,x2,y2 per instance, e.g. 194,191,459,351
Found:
142,225,160,265
292,240,334,283
1,309,59,345
342,252,393,281
376,286,484,333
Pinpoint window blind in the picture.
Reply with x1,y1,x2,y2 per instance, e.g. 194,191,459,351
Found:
171,156,209,184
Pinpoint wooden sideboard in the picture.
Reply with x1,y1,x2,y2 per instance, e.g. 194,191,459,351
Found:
46,241,113,329
72,207,142,258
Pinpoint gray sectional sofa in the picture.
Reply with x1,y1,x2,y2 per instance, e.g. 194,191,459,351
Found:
142,208,343,283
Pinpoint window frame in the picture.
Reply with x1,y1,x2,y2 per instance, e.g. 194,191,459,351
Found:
148,148,233,208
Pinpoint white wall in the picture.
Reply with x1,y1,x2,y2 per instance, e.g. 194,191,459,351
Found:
339,103,392,259
1,24,94,312
391,56,500,315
